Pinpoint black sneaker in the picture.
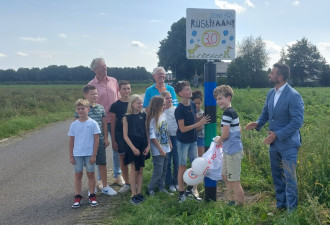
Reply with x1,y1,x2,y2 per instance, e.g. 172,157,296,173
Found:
130,195,140,205
178,193,186,203
137,193,145,202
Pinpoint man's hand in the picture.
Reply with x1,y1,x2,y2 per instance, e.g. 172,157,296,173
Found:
245,122,258,130
112,141,118,151
70,157,75,165
264,131,276,145
104,139,110,147
90,155,96,164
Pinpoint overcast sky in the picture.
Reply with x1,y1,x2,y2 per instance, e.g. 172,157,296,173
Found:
1,0,329,72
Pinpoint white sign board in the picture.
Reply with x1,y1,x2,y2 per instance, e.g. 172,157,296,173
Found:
186,8,236,60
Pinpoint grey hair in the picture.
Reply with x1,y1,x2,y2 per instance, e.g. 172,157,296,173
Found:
152,67,165,75
90,58,105,71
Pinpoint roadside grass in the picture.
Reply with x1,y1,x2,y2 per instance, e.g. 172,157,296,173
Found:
1,84,329,224
0,84,150,139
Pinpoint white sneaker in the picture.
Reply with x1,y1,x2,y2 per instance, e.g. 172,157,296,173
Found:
118,184,130,194
169,185,177,192
101,185,117,196
175,185,179,190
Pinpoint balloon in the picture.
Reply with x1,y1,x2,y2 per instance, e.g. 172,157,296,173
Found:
183,168,204,186
192,157,211,175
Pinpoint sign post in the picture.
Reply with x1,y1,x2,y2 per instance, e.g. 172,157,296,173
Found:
186,8,236,202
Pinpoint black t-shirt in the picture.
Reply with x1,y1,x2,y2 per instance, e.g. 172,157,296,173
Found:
175,101,197,143
124,112,147,138
109,100,129,133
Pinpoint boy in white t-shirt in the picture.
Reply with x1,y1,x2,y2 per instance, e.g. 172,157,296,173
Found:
68,99,101,208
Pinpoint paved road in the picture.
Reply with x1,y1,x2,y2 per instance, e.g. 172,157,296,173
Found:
0,119,113,225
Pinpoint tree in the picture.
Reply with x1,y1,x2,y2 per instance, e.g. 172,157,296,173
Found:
320,63,330,86
227,36,269,88
284,37,326,86
157,17,206,80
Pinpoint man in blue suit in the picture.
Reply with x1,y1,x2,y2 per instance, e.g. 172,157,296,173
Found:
245,63,304,211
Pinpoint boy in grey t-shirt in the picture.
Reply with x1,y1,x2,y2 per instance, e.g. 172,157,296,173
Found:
213,85,245,206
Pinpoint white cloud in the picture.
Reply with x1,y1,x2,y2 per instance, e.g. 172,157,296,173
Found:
0,53,7,58
82,34,90,38
59,33,67,38
245,0,255,8
318,42,330,51
264,40,282,53
98,12,108,16
131,41,146,48
16,51,28,56
292,1,300,6
214,0,246,14
20,36,47,42
265,1,269,6
286,41,297,48
40,54,53,58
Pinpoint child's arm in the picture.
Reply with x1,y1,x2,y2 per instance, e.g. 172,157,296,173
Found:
151,139,166,156
69,136,75,164
102,117,109,147
215,124,230,145
123,116,140,156
90,134,99,164
143,119,150,156
109,112,118,151
177,114,210,133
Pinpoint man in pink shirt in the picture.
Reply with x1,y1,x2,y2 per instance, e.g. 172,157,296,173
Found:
89,58,124,186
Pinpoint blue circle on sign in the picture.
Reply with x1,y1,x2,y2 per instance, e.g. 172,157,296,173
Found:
192,30,197,36
190,39,194,44
223,30,229,36
229,35,234,41
222,40,226,44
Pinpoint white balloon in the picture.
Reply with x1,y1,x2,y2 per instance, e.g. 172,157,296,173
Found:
192,157,211,175
183,168,204,186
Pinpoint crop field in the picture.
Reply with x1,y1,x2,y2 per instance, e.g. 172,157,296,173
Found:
0,85,329,224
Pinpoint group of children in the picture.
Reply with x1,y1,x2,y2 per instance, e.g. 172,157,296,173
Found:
68,80,245,207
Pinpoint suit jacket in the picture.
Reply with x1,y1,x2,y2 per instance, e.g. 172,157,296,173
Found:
256,84,304,150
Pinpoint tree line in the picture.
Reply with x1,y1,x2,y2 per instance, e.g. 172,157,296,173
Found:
0,65,152,84
157,18,330,87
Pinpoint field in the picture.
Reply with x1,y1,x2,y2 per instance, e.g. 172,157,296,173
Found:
0,85,329,224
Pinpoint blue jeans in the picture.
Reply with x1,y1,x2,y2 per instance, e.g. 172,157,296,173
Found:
269,147,298,210
177,140,198,166
166,136,179,187
108,123,121,178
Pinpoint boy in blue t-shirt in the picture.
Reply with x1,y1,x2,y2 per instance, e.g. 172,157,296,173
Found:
213,85,245,206
174,81,210,203
68,99,101,208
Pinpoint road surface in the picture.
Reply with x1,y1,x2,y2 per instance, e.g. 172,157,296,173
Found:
0,119,113,225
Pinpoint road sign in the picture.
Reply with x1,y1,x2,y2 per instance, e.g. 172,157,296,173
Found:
186,8,236,60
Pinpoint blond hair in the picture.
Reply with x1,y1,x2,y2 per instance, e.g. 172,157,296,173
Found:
75,99,90,108
213,85,234,100
126,94,143,115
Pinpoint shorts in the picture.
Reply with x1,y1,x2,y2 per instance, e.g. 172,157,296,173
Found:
124,135,150,171
222,150,243,181
96,139,106,165
115,132,129,155
197,137,205,147
177,140,197,166
74,156,95,173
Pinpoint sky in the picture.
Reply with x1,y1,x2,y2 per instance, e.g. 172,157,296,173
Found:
1,0,330,73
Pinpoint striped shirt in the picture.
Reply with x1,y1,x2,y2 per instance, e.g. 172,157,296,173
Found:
221,107,243,155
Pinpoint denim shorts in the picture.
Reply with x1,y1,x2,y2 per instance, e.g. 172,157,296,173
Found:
177,140,198,166
74,156,95,173
197,137,205,147
96,139,106,165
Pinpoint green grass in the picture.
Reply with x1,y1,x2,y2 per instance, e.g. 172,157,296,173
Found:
0,84,150,139
1,85,329,224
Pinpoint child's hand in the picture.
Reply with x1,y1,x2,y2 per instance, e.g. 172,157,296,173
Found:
90,155,96,164
112,141,118,151
133,148,140,156
104,139,110,147
245,122,258,130
199,115,211,125
159,149,166,157
214,136,221,144
143,146,149,156
70,157,75,165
